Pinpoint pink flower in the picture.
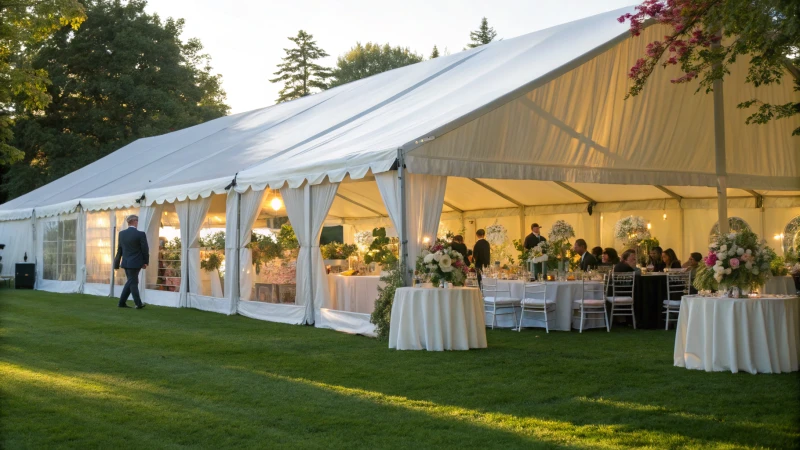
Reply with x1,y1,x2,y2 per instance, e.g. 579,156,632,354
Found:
704,251,717,267
729,258,740,269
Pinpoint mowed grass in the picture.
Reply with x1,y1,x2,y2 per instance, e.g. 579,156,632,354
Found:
1,287,798,449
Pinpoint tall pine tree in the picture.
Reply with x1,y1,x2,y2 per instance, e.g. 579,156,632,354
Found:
467,17,497,48
430,45,440,59
270,30,331,103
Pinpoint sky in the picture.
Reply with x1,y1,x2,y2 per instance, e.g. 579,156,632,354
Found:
144,0,635,115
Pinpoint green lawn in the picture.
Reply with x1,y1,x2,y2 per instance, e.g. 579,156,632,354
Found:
1,288,798,449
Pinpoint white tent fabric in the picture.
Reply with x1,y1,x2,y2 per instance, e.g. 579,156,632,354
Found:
376,172,447,274
175,197,211,307
237,188,266,302
0,218,33,276
281,182,339,325
3,6,796,224
224,190,239,314
137,204,176,307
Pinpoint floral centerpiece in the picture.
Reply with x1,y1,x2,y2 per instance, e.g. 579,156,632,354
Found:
354,230,375,254
364,227,398,266
693,229,776,296
614,215,651,247
486,223,512,266
416,241,469,286
321,242,358,260
528,241,550,279
547,220,575,272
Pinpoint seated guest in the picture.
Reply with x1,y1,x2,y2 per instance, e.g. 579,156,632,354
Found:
523,223,546,250
613,250,637,273
600,248,620,265
662,248,682,269
647,246,666,272
591,246,603,261
450,235,468,262
682,252,702,271
573,239,598,271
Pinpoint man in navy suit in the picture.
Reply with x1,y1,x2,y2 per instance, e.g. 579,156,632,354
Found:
114,215,149,309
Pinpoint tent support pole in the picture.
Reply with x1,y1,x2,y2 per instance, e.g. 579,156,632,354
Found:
398,149,410,286
304,183,313,324
519,207,525,242
712,41,729,235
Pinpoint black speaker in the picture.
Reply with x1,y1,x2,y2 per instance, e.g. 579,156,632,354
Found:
15,263,35,289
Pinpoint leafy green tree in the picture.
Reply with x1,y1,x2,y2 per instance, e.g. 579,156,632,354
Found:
329,42,423,88
2,0,229,200
620,0,800,136
430,45,440,59
0,0,86,166
467,17,497,48
270,30,331,102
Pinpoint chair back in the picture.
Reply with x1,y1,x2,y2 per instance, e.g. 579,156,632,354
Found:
666,272,691,302
610,272,635,298
581,278,606,304
480,277,510,298
523,282,547,303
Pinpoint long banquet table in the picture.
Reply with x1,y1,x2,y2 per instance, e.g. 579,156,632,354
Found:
389,287,487,351
326,274,382,314
491,279,605,331
674,295,800,374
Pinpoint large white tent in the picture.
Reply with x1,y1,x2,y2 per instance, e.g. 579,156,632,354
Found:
1,6,798,335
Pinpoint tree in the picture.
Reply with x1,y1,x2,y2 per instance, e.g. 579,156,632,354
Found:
2,0,229,200
619,0,800,136
270,30,331,103
329,42,424,88
430,45,440,59
467,17,497,48
0,0,86,166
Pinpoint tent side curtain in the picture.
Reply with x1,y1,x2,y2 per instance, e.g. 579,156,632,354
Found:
176,197,212,308
404,24,800,191
0,218,34,277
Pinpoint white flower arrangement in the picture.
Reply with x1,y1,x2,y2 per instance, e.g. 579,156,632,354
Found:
694,229,776,293
548,220,575,243
416,241,469,286
529,241,550,263
354,230,375,252
614,215,651,246
485,224,508,247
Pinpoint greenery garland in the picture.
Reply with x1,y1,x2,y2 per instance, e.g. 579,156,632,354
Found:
370,262,404,340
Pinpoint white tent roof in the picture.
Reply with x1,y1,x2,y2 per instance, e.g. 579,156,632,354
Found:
1,5,797,221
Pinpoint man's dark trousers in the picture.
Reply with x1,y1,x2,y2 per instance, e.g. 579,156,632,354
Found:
119,268,143,307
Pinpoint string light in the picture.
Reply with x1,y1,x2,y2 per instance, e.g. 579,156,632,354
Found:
270,197,282,211
646,223,652,230
774,233,784,241
662,213,667,220
422,236,431,244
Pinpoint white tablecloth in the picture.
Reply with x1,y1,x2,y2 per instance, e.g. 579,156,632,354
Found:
389,287,487,351
492,280,605,331
326,275,382,314
763,276,797,296
674,295,800,374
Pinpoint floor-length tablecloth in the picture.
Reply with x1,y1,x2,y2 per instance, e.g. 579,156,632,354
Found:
764,276,797,296
389,287,487,351
674,295,800,374
491,280,604,331
632,274,668,329
326,275,382,314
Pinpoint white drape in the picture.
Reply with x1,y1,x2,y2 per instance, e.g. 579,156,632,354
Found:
237,188,265,302
137,203,163,303
176,197,211,307
282,182,339,324
376,172,447,274
224,190,239,314
0,219,34,277
76,209,87,293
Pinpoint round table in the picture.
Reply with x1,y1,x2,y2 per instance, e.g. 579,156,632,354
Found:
389,287,487,351
493,280,605,331
326,275,382,314
674,295,800,374
763,276,798,296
